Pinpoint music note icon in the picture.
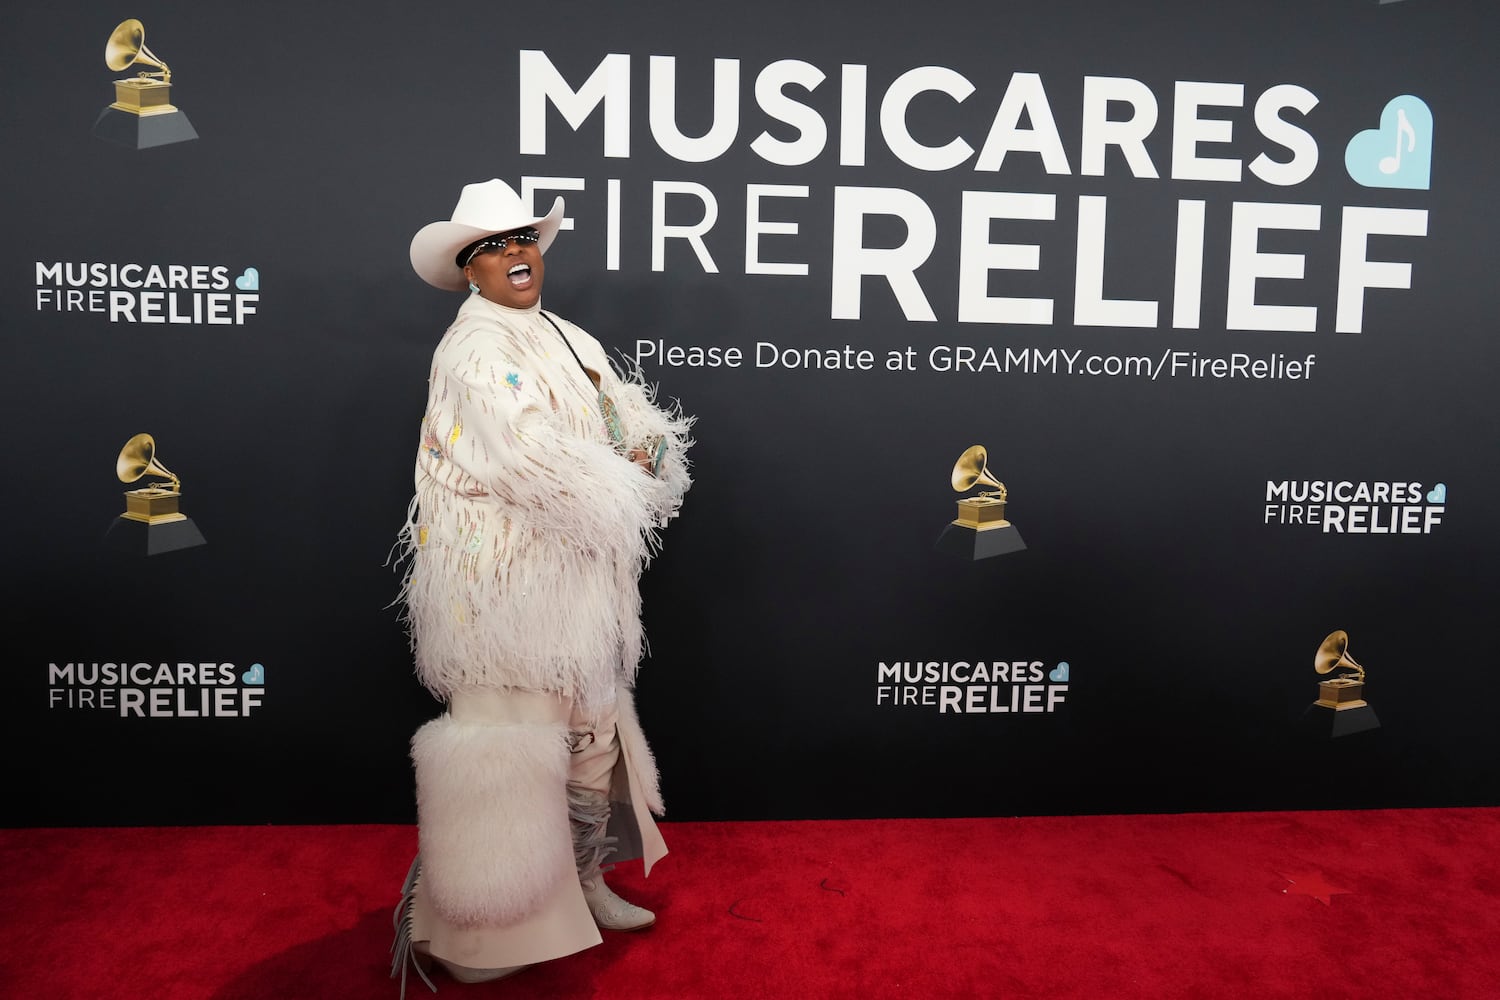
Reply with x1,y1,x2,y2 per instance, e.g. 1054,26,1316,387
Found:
1379,108,1416,175
1344,95,1431,190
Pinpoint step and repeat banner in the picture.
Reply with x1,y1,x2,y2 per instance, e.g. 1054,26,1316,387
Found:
4,0,1496,825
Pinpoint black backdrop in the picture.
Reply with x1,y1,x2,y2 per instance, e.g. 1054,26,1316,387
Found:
4,0,1496,826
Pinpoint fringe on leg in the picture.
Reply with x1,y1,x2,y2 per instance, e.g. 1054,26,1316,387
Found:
569,786,618,885
390,855,437,999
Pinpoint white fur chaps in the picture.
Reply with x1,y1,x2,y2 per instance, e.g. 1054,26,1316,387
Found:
411,714,571,928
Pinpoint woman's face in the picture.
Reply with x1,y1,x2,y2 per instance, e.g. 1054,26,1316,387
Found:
464,227,545,309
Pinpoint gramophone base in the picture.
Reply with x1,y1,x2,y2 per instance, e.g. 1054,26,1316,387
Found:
103,515,206,556
1302,701,1381,739
92,106,198,149
935,522,1027,561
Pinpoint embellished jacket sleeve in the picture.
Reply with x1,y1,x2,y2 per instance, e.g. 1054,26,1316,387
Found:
425,319,676,557
550,314,695,533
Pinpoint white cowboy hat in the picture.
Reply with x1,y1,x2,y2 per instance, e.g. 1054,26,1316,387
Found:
409,178,564,290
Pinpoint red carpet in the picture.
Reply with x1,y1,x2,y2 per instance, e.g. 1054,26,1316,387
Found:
3,809,1498,999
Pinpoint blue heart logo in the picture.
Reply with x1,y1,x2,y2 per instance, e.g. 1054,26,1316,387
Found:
1427,483,1447,504
1344,95,1432,190
242,663,265,685
1049,662,1070,683
235,267,260,291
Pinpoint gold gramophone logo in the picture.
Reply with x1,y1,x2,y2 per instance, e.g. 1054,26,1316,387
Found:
109,433,206,554
91,19,199,149
934,445,1027,560
1305,630,1380,738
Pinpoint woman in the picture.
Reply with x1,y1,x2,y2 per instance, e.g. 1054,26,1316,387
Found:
391,178,693,994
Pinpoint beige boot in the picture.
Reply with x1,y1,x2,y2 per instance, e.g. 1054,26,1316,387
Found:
580,876,656,931
391,859,529,997
571,786,657,931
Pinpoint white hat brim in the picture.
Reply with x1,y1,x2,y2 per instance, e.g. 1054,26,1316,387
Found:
409,194,565,291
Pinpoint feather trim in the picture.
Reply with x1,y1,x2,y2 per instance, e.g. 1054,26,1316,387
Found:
603,352,695,527
615,684,664,815
392,304,694,713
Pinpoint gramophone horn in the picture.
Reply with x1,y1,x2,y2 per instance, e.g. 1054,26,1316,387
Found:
1314,629,1365,683
951,445,1005,494
105,19,171,82
117,433,180,490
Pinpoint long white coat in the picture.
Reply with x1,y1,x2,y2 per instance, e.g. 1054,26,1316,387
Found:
394,293,691,969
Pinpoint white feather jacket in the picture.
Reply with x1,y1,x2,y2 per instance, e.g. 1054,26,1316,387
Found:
397,294,693,717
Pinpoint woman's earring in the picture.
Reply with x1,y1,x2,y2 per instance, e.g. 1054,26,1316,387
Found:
468,281,480,294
